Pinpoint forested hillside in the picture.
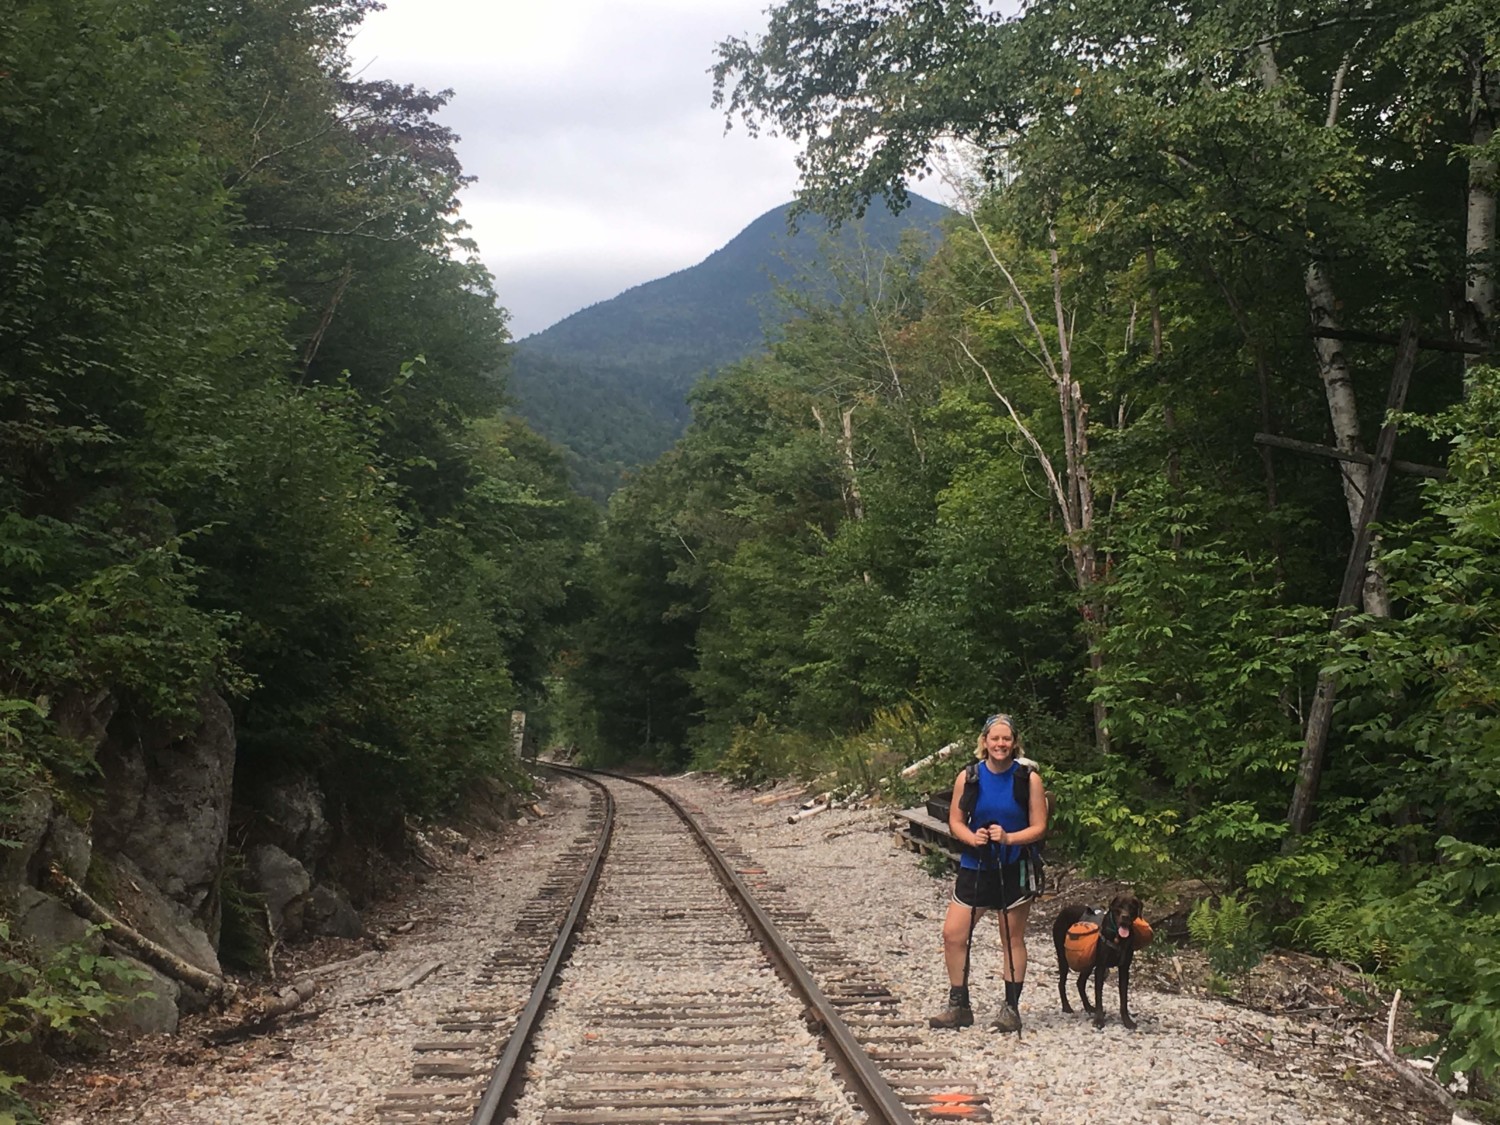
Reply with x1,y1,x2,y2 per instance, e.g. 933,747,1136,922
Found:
559,0,1500,1098
508,195,951,499
0,0,592,1097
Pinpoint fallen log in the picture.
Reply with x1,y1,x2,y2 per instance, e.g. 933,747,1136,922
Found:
258,976,320,1019
46,864,321,1030
46,864,236,1003
1362,1034,1457,1112
787,803,828,824
899,742,962,779
205,979,321,1045
384,959,443,993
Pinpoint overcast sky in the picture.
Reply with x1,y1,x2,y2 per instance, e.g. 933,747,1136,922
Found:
347,1,812,339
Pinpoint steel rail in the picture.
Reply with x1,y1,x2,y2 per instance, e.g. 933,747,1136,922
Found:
595,768,917,1125
469,767,613,1125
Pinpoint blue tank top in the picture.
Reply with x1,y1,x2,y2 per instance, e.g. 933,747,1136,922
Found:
958,760,1028,870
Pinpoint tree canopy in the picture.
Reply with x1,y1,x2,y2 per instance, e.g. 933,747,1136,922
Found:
562,0,1500,1085
1,0,594,828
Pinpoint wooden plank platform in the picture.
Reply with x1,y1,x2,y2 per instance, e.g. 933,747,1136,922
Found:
892,805,952,836
891,805,961,868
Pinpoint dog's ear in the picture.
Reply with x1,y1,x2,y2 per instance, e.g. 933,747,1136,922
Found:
1128,895,1144,917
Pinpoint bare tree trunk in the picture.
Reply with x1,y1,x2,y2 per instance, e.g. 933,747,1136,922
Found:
1462,57,1498,384
1287,322,1419,840
299,262,354,379
952,211,1109,752
814,401,872,584
1261,39,1391,617
839,404,864,523
813,402,867,526
1303,262,1392,614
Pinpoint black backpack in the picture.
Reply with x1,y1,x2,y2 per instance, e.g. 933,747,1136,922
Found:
958,759,1048,895
958,759,1042,825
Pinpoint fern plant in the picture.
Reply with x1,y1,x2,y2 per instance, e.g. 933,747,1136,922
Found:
1188,893,1263,977
1288,893,1395,973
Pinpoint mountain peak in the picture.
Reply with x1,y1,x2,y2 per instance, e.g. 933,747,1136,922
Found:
507,193,953,500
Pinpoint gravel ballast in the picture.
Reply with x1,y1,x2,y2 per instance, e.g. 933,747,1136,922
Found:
42,769,1451,1124
656,773,1451,1125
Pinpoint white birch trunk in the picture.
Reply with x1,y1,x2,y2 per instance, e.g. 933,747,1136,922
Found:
948,186,1111,751
1263,40,1391,616
839,404,864,523
1463,61,1497,380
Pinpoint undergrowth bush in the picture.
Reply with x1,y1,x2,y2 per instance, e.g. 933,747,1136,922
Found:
217,852,269,973
823,705,944,802
1381,839,1500,1087
707,705,950,796
1043,764,1177,889
705,717,823,787
0,922,145,1123
1259,833,1499,1092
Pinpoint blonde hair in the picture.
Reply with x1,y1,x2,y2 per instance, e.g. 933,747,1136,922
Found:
973,712,1022,759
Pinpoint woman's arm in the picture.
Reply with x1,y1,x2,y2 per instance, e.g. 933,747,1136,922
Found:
946,769,988,847
1025,770,1049,843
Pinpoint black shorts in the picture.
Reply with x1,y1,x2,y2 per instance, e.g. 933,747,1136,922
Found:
953,864,1029,911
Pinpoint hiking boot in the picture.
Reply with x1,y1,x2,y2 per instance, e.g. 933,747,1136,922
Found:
991,1004,1022,1033
927,1004,974,1029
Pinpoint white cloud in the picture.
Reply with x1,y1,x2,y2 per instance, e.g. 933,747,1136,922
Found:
347,1,806,337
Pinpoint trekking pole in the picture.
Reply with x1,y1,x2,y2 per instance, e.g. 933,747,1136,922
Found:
961,891,978,995
994,839,1022,1040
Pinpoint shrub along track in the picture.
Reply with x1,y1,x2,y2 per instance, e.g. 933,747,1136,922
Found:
377,767,991,1124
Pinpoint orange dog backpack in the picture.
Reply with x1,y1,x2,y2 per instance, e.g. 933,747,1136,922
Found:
1066,910,1154,971
1065,912,1102,971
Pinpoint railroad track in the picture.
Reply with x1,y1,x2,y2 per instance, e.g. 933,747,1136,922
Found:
377,768,989,1124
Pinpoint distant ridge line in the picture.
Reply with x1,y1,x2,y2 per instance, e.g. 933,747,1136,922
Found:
506,193,953,501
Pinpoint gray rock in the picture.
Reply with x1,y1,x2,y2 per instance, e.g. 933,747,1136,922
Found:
247,844,311,940
11,887,101,952
39,813,92,884
5,889,180,1035
97,853,223,977
0,789,53,888
93,691,235,924
305,883,364,939
101,959,180,1036
255,774,332,869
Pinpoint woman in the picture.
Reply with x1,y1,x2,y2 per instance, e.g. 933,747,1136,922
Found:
929,712,1048,1032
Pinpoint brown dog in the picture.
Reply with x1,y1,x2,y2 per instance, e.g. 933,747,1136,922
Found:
1052,892,1144,1030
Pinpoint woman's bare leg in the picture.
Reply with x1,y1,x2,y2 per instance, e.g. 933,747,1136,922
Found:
997,899,1032,982
941,899,983,985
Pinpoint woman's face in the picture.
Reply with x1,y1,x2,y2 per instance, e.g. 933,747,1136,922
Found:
982,720,1016,760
